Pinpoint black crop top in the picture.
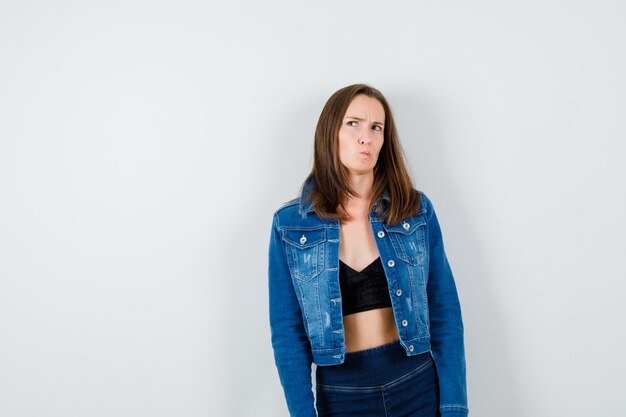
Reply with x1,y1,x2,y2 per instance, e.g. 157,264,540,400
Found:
338,256,392,316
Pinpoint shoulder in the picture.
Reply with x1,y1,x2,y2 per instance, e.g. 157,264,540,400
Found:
271,198,300,226
414,188,432,215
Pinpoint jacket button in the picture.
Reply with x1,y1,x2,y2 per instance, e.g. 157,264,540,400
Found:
403,222,410,230
299,235,307,245
387,259,395,267
408,344,414,352
396,289,402,297
401,319,408,327
377,230,385,238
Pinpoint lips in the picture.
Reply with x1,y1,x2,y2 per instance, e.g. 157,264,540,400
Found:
361,151,371,156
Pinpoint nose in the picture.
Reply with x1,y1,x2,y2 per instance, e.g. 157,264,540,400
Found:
359,131,372,144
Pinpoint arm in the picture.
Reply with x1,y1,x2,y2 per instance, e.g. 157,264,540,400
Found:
423,194,469,417
268,212,317,417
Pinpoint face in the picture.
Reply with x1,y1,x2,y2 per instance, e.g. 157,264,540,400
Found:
337,94,385,176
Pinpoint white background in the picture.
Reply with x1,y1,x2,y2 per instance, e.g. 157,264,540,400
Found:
1,1,624,416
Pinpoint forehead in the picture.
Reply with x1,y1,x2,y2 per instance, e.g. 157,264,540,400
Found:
344,94,385,120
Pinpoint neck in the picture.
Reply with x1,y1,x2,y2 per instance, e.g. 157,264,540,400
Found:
341,173,375,218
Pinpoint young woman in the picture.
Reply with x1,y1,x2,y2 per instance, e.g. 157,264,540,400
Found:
268,84,468,417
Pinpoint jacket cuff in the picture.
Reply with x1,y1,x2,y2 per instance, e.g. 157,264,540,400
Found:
440,407,469,417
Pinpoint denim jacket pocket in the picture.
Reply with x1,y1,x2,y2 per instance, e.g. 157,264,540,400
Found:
383,217,427,266
280,226,327,282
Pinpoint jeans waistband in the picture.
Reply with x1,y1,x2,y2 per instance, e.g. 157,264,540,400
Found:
315,340,433,387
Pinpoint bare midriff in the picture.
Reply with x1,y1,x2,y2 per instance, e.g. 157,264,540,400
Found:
343,307,400,352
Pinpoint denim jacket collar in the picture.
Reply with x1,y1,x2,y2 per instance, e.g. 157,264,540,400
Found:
298,176,390,217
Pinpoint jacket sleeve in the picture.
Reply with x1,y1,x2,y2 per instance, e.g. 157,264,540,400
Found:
423,193,469,417
268,212,317,417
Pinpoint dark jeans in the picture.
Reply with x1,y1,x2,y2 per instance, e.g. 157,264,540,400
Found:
315,340,441,417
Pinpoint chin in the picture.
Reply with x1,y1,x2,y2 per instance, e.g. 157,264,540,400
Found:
349,167,376,175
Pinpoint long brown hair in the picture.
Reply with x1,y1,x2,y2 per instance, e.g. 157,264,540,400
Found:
302,83,421,226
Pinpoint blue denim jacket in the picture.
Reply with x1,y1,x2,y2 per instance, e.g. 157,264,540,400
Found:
268,177,468,417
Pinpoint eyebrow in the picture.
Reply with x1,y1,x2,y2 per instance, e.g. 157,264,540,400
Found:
344,116,385,126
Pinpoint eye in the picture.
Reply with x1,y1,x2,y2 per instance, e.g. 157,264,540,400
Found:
372,125,383,132
347,121,358,127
